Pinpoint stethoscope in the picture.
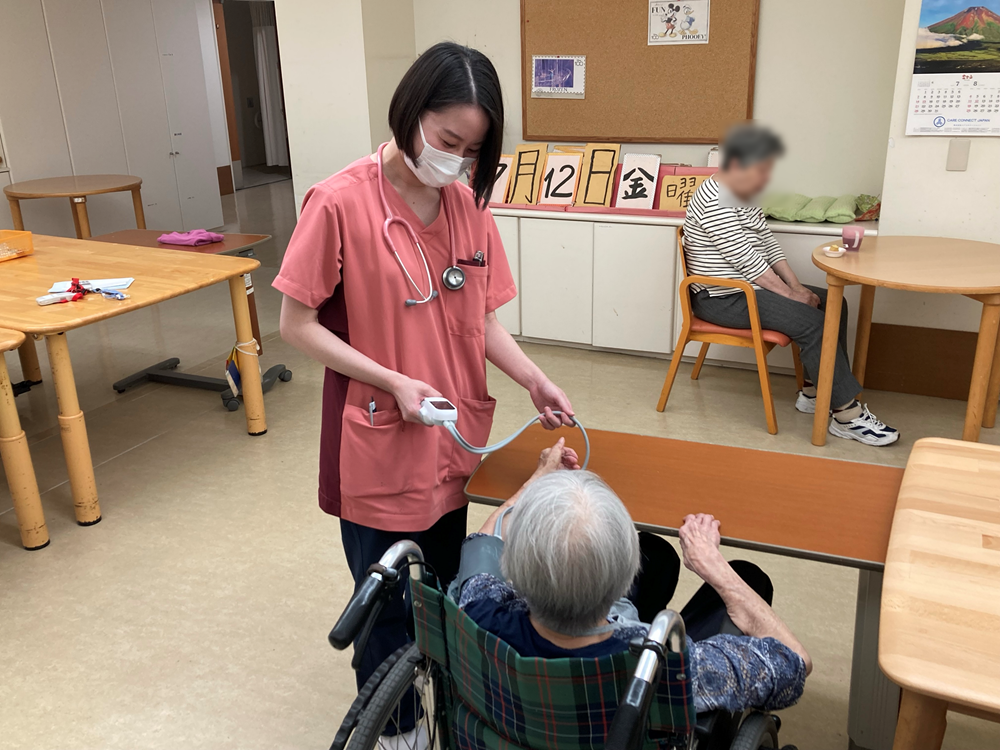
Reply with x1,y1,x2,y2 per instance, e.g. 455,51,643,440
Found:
377,143,466,306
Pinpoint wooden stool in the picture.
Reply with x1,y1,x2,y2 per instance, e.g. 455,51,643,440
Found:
0,328,48,550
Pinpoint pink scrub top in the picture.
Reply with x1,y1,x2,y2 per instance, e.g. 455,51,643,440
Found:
273,154,517,532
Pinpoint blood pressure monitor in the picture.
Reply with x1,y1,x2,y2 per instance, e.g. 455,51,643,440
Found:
418,398,459,426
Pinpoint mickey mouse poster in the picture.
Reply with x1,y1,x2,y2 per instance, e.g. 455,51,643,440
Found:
648,0,709,45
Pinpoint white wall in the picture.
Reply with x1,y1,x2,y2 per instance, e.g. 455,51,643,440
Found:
362,0,416,151
410,0,905,198
868,0,1000,333
274,0,373,212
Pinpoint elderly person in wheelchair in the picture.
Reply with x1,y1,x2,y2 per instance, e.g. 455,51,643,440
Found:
330,438,812,750
456,438,811,715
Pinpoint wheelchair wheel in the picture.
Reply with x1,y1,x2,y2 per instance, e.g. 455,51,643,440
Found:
730,712,779,750
343,643,443,750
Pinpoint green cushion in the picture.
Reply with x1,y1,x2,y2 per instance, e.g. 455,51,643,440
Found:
824,195,858,224
759,193,787,216
795,196,836,223
765,193,810,222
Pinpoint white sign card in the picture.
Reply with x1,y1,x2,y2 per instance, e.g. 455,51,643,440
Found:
489,155,514,203
648,0,710,45
531,55,586,99
905,1,1000,135
615,153,661,210
537,153,583,205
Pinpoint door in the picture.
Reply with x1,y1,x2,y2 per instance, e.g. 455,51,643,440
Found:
152,0,224,230
593,223,675,353
520,218,593,344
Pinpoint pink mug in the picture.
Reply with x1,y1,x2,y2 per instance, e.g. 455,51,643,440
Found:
842,225,864,251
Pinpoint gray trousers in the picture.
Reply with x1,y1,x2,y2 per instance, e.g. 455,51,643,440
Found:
691,284,862,408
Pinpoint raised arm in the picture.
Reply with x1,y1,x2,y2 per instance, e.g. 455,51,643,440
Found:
679,513,812,674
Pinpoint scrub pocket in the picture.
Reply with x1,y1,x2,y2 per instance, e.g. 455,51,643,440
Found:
340,404,438,498
442,265,488,337
445,396,497,480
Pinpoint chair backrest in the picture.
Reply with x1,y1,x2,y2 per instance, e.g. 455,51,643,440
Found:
677,227,689,279
411,579,696,750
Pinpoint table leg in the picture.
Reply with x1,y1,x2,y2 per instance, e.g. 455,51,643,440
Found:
853,284,876,386
982,320,1000,429
45,333,101,525
0,353,48,550
962,300,1000,442
812,276,846,446
131,187,146,229
229,276,266,436
17,337,43,383
891,691,947,750
244,274,263,357
71,196,91,239
848,569,900,750
8,197,24,230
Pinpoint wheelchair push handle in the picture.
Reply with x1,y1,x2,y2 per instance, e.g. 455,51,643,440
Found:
605,610,686,750
328,541,426,652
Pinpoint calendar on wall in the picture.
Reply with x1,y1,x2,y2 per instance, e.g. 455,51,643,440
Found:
904,1,1000,136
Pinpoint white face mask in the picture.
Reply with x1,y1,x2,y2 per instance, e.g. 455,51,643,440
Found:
403,121,476,188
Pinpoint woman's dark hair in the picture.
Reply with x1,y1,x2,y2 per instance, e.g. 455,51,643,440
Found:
721,123,785,170
388,42,504,206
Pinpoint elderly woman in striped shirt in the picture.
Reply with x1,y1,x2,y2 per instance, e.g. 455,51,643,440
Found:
682,124,898,446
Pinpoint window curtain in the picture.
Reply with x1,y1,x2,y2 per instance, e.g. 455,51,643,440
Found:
249,2,289,167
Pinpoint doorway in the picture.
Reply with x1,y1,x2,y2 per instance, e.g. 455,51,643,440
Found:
216,0,290,190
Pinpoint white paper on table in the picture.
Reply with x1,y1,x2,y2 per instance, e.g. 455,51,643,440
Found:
49,278,135,293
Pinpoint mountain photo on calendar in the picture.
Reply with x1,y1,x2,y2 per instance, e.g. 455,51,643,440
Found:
914,3,1000,73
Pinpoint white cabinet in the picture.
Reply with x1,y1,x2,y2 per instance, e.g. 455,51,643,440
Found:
520,218,594,344
593,223,676,354
493,215,520,335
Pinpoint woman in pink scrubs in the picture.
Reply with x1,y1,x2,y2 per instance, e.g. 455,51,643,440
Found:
273,43,575,700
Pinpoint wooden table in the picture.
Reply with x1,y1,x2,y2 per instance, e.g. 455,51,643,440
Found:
811,237,1000,446
0,328,47,550
4,174,146,240
91,229,270,353
466,424,906,750
879,438,1000,750
0,235,265,528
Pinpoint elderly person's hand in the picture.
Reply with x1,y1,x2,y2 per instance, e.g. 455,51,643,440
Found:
533,437,580,477
679,513,723,577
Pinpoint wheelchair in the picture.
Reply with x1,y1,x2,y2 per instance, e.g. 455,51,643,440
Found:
328,541,793,750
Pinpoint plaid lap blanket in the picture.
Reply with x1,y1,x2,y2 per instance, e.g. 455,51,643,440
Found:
412,580,695,750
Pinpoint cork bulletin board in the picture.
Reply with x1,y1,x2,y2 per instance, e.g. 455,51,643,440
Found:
521,0,760,143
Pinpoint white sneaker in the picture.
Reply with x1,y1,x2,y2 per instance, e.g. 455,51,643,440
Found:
828,404,900,446
378,726,429,750
795,391,816,414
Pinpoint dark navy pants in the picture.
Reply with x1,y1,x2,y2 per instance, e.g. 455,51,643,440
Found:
339,505,468,695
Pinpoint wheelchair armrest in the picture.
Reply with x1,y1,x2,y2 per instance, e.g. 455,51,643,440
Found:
694,709,742,749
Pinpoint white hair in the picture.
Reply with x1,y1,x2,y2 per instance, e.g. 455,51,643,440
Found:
501,471,640,635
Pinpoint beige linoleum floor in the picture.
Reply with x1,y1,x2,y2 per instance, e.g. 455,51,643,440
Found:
1,181,997,750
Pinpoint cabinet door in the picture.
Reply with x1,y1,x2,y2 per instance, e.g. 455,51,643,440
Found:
103,0,184,230
152,0,224,230
520,218,593,344
593,224,675,353
493,215,520,335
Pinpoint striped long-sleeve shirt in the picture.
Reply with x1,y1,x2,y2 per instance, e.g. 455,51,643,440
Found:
682,177,786,297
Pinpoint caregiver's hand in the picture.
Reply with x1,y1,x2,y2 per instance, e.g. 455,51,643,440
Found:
391,374,443,424
529,378,575,429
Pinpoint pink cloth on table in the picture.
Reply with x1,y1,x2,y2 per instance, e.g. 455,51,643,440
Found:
157,230,225,246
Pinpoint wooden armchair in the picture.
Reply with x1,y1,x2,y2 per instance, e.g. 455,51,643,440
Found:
657,228,803,434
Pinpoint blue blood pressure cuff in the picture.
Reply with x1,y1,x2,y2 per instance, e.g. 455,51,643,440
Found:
447,532,505,601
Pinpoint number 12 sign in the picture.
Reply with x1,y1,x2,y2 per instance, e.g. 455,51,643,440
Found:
536,152,583,205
